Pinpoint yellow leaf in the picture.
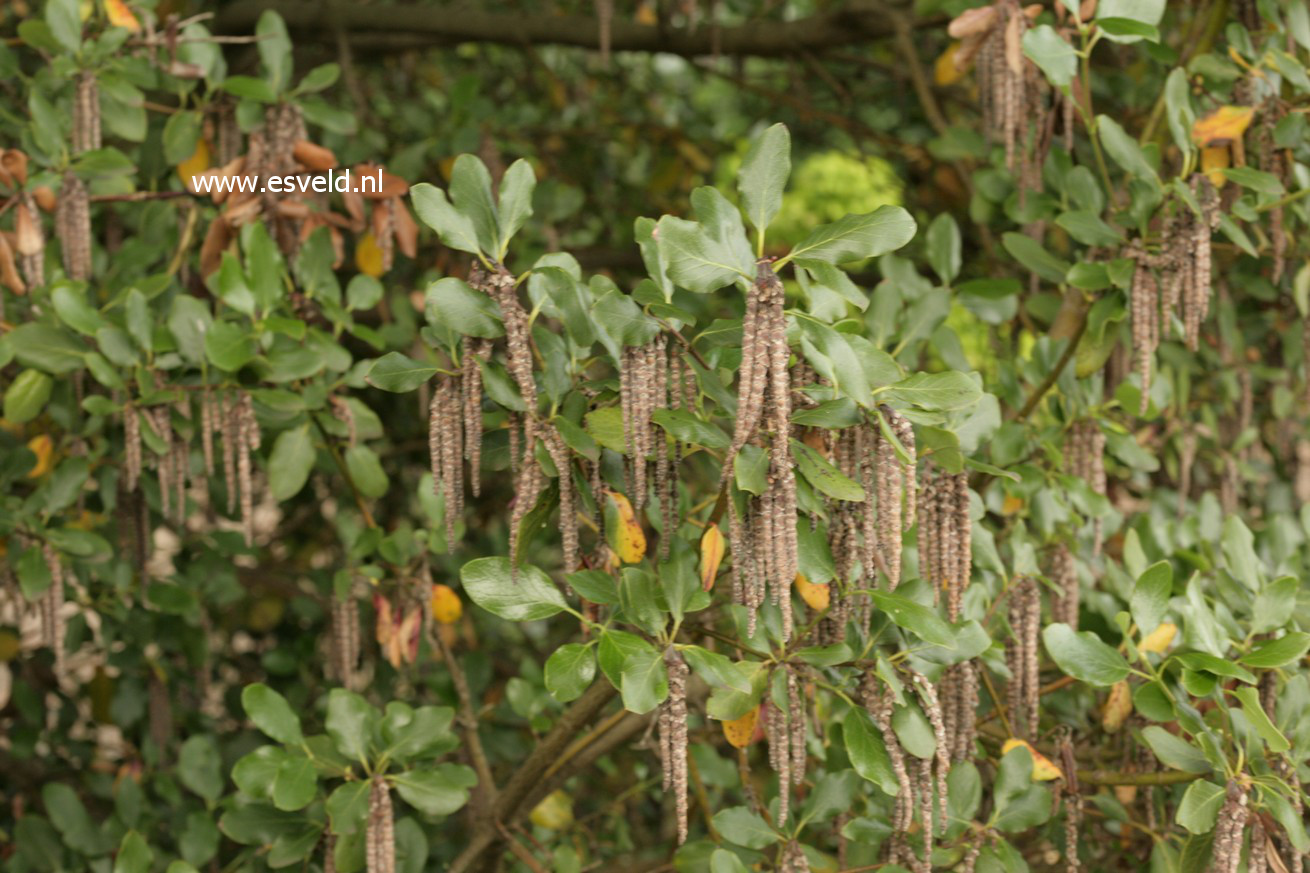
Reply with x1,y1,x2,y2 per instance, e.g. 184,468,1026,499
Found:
103,0,141,32
794,572,830,611
1192,105,1255,147
1114,784,1138,805
699,523,725,591
1002,738,1064,781
355,232,385,278
1139,621,1177,654
1200,145,1229,187
604,491,646,564
722,705,759,749
176,138,211,186
935,43,964,86
27,434,54,478
0,627,19,662
529,789,574,829
1001,494,1024,515
1101,680,1132,733
430,584,463,625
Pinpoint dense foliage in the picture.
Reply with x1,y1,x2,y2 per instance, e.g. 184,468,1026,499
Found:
2,1,1310,872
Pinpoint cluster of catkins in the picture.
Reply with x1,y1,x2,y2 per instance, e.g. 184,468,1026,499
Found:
918,465,979,762
619,333,692,559
1209,781,1251,873
725,261,799,640
1005,576,1042,739
861,673,950,873
1128,177,1221,413
657,647,690,844
761,664,809,827
124,388,261,547
1065,420,1106,555
428,335,491,547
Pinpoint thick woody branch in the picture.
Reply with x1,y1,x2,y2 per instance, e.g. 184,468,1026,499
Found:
216,0,938,59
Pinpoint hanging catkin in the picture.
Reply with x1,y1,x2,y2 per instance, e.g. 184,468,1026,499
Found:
1048,543,1078,628
56,171,92,282
876,409,905,589
939,660,979,762
40,543,65,673
125,402,142,492
14,194,45,290
1066,421,1106,554
861,674,913,863
1184,175,1220,353
153,406,174,522
430,373,464,545
1005,577,1041,739
366,775,395,873
484,267,537,410
509,419,545,566
787,666,807,788
910,670,950,835
766,694,792,826
779,841,811,873
1130,253,1159,415
1208,781,1247,873
72,71,101,154
461,337,490,497
542,425,579,571
200,386,216,478
658,647,689,844
918,466,971,620
237,393,260,546
331,595,360,690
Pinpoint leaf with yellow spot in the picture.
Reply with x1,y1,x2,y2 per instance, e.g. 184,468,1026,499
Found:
27,434,54,478
430,584,463,625
1139,621,1176,654
1191,106,1255,147
794,573,830,611
699,523,725,591
1002,738,1064,781
176,138,211,186
355,232,385,278
604,491,646,564
722,705,759,749
1200,145,1229,187
1101,680,1132,733
104,0,141,31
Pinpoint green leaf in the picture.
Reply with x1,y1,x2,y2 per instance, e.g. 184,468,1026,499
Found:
619,648,669,714
178,736,224,803
651,408,730,449
267,425,316,501
655,215,750,294
882,371,981,411
52,283,107,335
1174,653,1256,685
326,689,378,764
791,438,865,501
460,557,568,621
380,703,456,763
1141,725,1211,773
233,747,285,800
449,155,500,256
167,295,213,363
710,849,751,873
410,183,483,256
295,62,340,94
44,783,112,855
1241,632,1310,669
326,781,370,834
1220,516,1260,589
1233,686,1290,752
1041,623,1130,686
738,123,791,234
1055,210,1123,247
1131,561,1172,635
256,9,293,92
272,755,317,811
1096,17,1160,42
1253,577,1299,633
843,708,899,796
346,275,384,311
497,159,536,256
4,369,52,424
223,76,277,103
391,765,476,816
343,445,388,498
367,352,438,392
114,831,153,873
1098,115,1158,181
205,321,256,372
869,591,954,647
712,807,779,850
46,0,80,53
681,646,754,694
734,443,769,496
925,213,961,284
241,683,304,744
545,643,597,702
1001,232,1072,283
785,206,916,266
1175,780,1225,834
1022,25,1077,88
597,629,657,686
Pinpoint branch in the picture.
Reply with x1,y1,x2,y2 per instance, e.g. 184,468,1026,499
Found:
428,623,498,819
1075,769,1204,787
1009,296,1091,422
215,0,940,59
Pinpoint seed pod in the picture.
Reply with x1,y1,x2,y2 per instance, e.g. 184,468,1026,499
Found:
56,171,92,282
366,775,395,873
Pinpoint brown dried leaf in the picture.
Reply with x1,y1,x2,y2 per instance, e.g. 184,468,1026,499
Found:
948,5,997,38
392,199,418,259
14,202,42,257
2,150,29,187
1005,10,1024,75
0,233,26,295
293,139,337,172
